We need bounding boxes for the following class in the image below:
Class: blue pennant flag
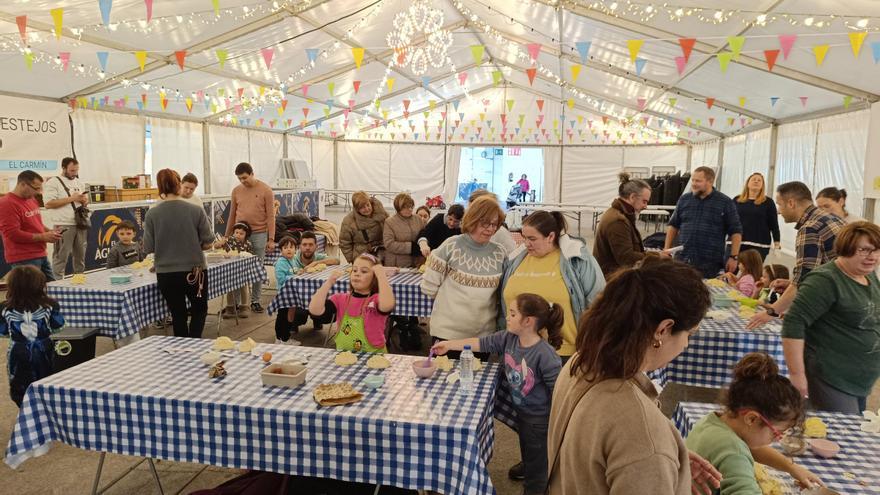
[575,41,591,63]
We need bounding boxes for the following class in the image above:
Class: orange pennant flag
[175,50,187,70]
[526,68,537,85]
[764,49,780,71]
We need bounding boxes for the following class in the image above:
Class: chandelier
[385,0,453,75]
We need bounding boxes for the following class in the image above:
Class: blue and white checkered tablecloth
[264,234,326,266]
[268,266,433,317]
[5,336,501,495]
[648,285,786,388]
[47,257,268,340]
[674,401,880,494]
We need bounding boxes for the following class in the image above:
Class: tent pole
[333,140,339,190]
[202,123,211,194]
[716,139,725,192]
[767,124,779,193]
[685,145,693,173]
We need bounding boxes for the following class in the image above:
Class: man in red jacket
[0,170,62,280]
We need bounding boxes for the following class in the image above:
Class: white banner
[0,95,72,173]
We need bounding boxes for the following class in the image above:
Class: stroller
[506,184,522,209]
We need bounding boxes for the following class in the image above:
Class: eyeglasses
[479,221,499,231]
[856,247,880,257]
[24,182,43,193]
[741,409,785,440]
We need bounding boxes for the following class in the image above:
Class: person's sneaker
[274,338,285,345]
[250,302,265,313]
[236,305,249,318]
[285,338,302,346]
[508,461,525,481]
[221,307,237,319]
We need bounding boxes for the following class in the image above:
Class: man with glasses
[748,181,844,329]
[0,170,62,280]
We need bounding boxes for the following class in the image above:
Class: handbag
[56,176,91,230]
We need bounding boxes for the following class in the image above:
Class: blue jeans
[250,232,268,304]
[11,257,56,281]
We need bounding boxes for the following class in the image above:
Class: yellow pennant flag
[567,98,575,110]
[135,51,147,71]
[843,95,853,109]
[429,100,436,110]
[50,8,63,39]
[627,40,644,63]
[739,96,747,107]
[212,0,220,15]
[24,52,34,70]
[386,78,395,92]
[470,45,484,65]
[352,47,365,68]
[727,36,745,60]
[813,45,829,66]
[717,52,733,72]
[571,64,582,82]
[259,86,266,97]
[849,32,867,58]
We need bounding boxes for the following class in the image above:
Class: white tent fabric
[719,128,771,197]
[71,110,145,187]
[443,146,463,205]
[814,111,870,218]
[149,118,204,192]
[312,139,336,190]
[337,142,391,192]
[390,144,445,203]
[248,130,285,185]
[692,141,720,169]
[207,125,250,195]
[543,147,562,204]
[623,146,688,172]
[561,147,623,206]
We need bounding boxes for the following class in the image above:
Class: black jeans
[517,411,550,495]
[275,307,334,341]
[157,270,208,338]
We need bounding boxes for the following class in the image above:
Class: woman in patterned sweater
[421,196,507,359]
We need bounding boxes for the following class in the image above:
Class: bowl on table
[712,294,735,308]
[109,273,132,285]
[363,374,385,390]
[808,438,840,458]
[412,359,437,379]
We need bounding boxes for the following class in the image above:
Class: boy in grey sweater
[106,220,144,268]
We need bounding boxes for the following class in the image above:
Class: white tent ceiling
[1,0,878,145]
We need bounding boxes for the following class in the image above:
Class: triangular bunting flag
[739,96,747,107]
[678,38,696,62]
[185,98,193,113]
[674,56,687,75]
[813,45,829,66]
[386,78,395,91]
[59,52,70,71]
[353,81,361,94]
[770,97,779,107]
[471,45,484,65]
[627,40,644,63]
[526,68,537,85]
[764,49,779,71]
[261,48,274,69]
[135,51,147,71]
[306,48,319,63]
[873,42,880,63]
[637,98,646,111]
[492,70,503,86]
[175,50,187,70]
[96,51,109,72]
[575,41,591,62]
[458,72,468,85]
[421,76,431,88]
[215,49,228,69]
[526,43,541,62]
[717,52,733,72]
[145,0,153,22]
[507,100,515,112]
[50,8,63,39]
[536,100,544,111]
[212,0,220,15]
[727,36,745,60]
[237,87,245,99]
[843,96,853,109]
[799,96,808,107]
[571,64,582,82]
[706,98,715,109]
[668,98,677,107]
[24,52,34,70]
[328,82,335,96]
[634,58,647,76]
[352,47,365,68]
[778,34,796,59]
[16,15,27,42]
[99,0,113,26]
[849,32,867,58]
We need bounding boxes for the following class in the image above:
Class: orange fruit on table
[262,352,272,362]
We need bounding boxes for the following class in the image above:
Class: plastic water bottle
[459,345,474,395]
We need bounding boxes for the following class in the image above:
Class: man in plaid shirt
[747,181,845,329]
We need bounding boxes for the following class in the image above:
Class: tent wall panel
[149,118,204,193]
[72,110,145,187]
[720,134,747,197]
[390,144,444,203]
[542,146,562,204]
[443,146,462,205]
[692,141,720,169]
[623,146,688,171]
[814,111,870,219]
[337,142,391,192]
[312,139,335,189]
[561,147,623,206]
[208,125,250,195]
[248,130,284,185]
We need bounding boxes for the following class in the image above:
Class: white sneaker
[274,339,285,345]
[285,338,302,346]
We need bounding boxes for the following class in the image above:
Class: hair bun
[732,353,779,381]
[618,172,631,184]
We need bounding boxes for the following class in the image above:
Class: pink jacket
[736,274,758,298]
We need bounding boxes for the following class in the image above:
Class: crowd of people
[0,162,878,495]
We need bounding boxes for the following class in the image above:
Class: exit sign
[507,147,521,156]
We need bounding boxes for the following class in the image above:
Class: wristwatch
[766,308,779,317]
[728,254,739,260]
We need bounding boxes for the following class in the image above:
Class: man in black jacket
[417,204,464,257]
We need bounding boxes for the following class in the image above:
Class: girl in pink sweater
[721,250,763,298]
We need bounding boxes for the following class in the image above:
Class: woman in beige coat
[339,191,388,263]
[547,257,721,495]
[383,193,426,269]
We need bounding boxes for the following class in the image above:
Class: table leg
[91,452,106,495]
[147,458,165,495]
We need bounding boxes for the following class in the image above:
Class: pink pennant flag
[261,48,275,69]
[144,0,153,22]
[16,15,27,42]
[778,34,797,60]
[799,96,808,107]
[526,43,541,62]
[674,56,687,75]
[352,81,361,94]
[458,72,468,86]
[302,108,310,118]
[59,52,70,71]
[637,98,646,111]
